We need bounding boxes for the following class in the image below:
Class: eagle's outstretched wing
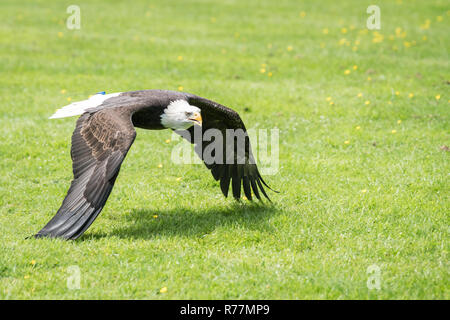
[34,108,136,239]
[177,94,276,201]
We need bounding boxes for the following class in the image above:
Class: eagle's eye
[185,111,193,117]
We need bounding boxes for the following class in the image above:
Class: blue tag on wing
[96,91,106,95]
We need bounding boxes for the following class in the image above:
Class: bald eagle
[34,90,276,239]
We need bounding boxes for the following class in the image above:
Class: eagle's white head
[160,100,202,130]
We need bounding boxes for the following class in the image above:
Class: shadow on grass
[87,203,279,240]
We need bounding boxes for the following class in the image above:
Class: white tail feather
[49,92,121,119]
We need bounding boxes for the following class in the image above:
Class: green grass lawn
[0,0,448,299]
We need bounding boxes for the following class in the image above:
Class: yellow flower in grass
[178,86,184,91]
[365,100,370,105]
[24,275,30,279]
[287,45,293,51]
[329,101,334,106]
[160,287,168,293]
[57,32,63,38]
[353,65,358,70]
[322,28,329,35]
[435,94,441,100]
[242,196,248,200]
[372,31,384,43]
[344,69,351,75]
[436,16,443,22]
[177,56,183,61]
[165,139,171,143]
[153,215,158,219]
[157,163,163,168]
[260,68,266,74]
[299,11,306,18]
[268,72,273,77]
[397,120,402,124]
[357,93,363,98]
[176,177,182,182]
[341,27,348,34]
[408,93,414,98]
[60,89,67,94]
[361,189,367,193]
[31,260,36,265]
[372,37,383,43]
[395,28,407,39]
[391,130,397,134]
[67,97,72,102]
[420,19,431,30]
[356,126,361,130]
[326,97,332,102]
[395,91,400,96]
[344,140,350,145]
[352,46,358,52]
[367,76,372,81]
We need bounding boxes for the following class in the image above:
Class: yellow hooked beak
[189,112,202,126]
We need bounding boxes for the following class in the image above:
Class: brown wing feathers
[34,109,136,239]
[182,95,275,201]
